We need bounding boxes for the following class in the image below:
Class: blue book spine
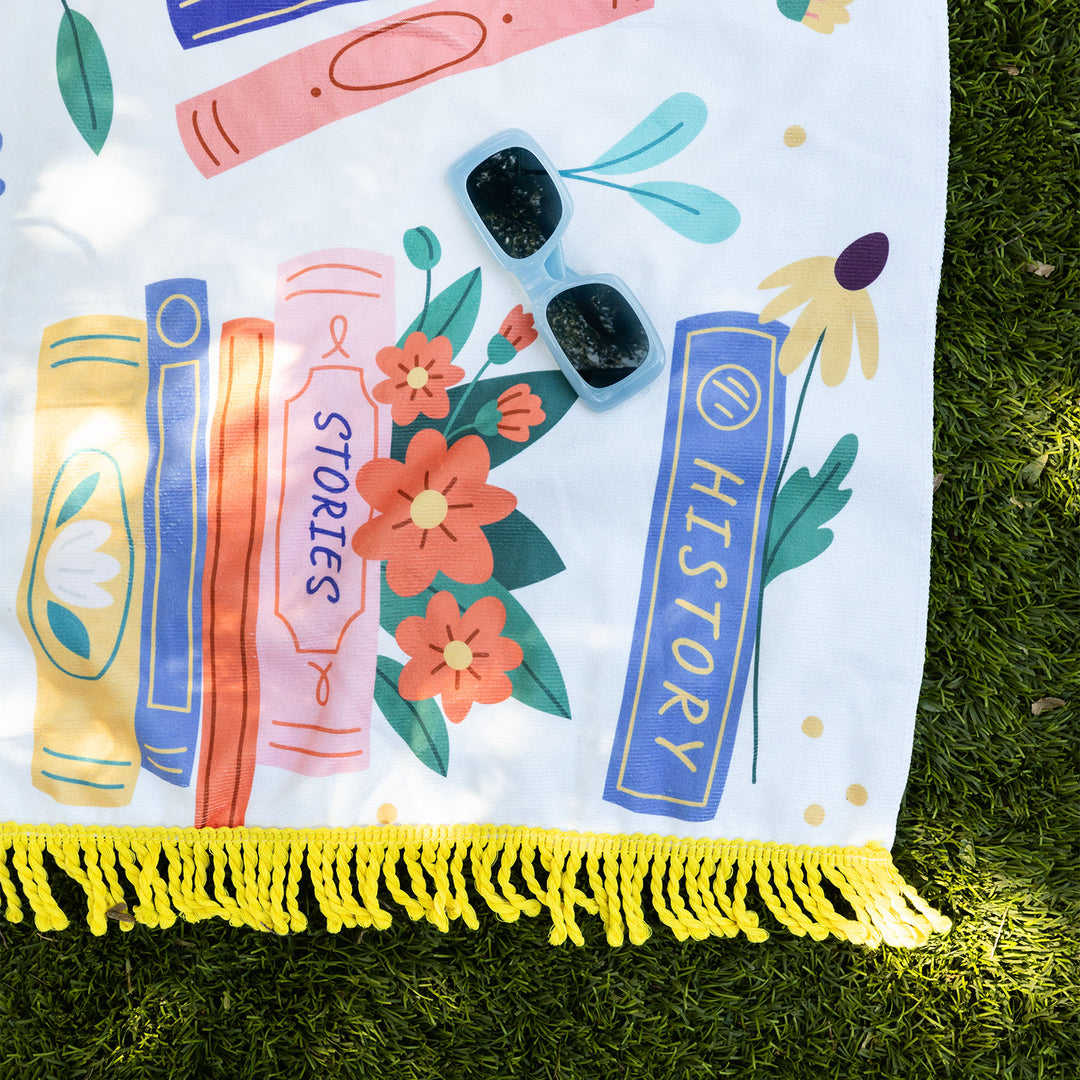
[604,312,789,822]
[135,279,210,787]
[166,0,372,49]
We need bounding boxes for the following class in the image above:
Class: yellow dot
[410,488,448,530]
[804,804,825,827]
[784,125,807,148]
[846,784,868,807]
[376,803,397,824]
[801,715,824,738]
[443,640,473,671]
[406,366,429,390]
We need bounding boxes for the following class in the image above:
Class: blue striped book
[135,279,210,787]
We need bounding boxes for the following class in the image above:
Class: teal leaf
[381,573,571,719]
[47,600,91,660]
[403,226,441,271]
[56,6,113,155]
[473,399,502,437]
[374,656,450,776]
[398,267,481,355]
[55,471,100,528]
[584,93,707,176]
[628,182,740,244]
[482,510,565,590]
[764,434,858,587]
[392,370,577,465]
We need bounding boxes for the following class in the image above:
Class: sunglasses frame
[448,129,665,411]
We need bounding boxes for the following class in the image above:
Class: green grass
[2,2,1078,1077]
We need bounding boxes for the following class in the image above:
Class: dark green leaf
[47,600,91,660]
[373,656,450,776]
[628,182,740,244]
[398,268,481,356]
[55,472,100,528]
[764,434,858,587]
[391,370,577,466]
[56,7,113,155]
[381,573,571,719]
[584,93,707,175]
[481,510,565,590]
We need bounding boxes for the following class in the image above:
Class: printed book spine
[17,316,149,807]
[256,250,394,777]
[195,318,274,828]
[135,280,211,788]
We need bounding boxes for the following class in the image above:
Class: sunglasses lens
[545,284,651,388]
[465,147,563,260]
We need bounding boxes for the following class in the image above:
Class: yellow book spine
[17,316,149,807]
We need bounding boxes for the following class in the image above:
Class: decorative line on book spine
[17,317,148,808]
[0,825,953,947]
[136,280,210,788]
[195,319,274,828]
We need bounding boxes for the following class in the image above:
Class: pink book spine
[175,0,654,177]
[257,250,395,777]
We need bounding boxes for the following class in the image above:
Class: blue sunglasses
[448,130,665,411]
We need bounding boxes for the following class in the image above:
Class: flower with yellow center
[776,0,853,34]
[396,591,523,724]
[372,330,465,426]
[758,231,889,386]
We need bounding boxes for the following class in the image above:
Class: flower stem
[750,330,824,784]
[444,359,492,442]
[415,267,433,335]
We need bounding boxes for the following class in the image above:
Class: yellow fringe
[0,824,951,946]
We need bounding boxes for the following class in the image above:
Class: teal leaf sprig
[558,93,740,244]
[56,1,113,155]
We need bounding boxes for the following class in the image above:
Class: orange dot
[376,803,398,825]
[503,13,513,22]
[784,125,807,148]
[846,784,868,807]
[804,804,825,826]
[310,87,322,98]
[801,715,824,738]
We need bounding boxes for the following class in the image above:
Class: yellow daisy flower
[758,232,889,387]
[777,0,853,34]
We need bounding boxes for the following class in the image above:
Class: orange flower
[396,591,523,723]
[495,384,546,442]
[351,428,516,596]
[497,305,539,351]
[373,331,465,425]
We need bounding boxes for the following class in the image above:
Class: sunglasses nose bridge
[511,245,567,303]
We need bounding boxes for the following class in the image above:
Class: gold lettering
[678,545,728,588]
[659,682,710,724]
[685,506,731,546]
[690,459,745,507]
[672,638,713,676]
[655,737,705,772]
[676,598,722,640]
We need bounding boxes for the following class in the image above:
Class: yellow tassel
[0,825,950,946]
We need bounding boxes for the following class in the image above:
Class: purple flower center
[834,232,889,291]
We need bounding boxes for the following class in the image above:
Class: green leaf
[47,600,91,660]
[391,370,577,466]
[584,93,707,176]
[403,226,441,271]
[55,471,100,528]
[374,656,450,776]
[398,267,481,355]
[628,182,740,244]
[56,6,113,155]
[764,434,858,587]
[473,400,502,437]
[381,573,571,719]
[481,510,565,590]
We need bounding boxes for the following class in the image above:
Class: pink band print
[176,0,654,177]
[257,250,395,777]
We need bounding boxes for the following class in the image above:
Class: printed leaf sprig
[56,1,113,154]
[751,232,890,782]
[558,93,740,244]
[357,227,575,775]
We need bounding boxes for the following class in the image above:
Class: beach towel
[0,0,952,945]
